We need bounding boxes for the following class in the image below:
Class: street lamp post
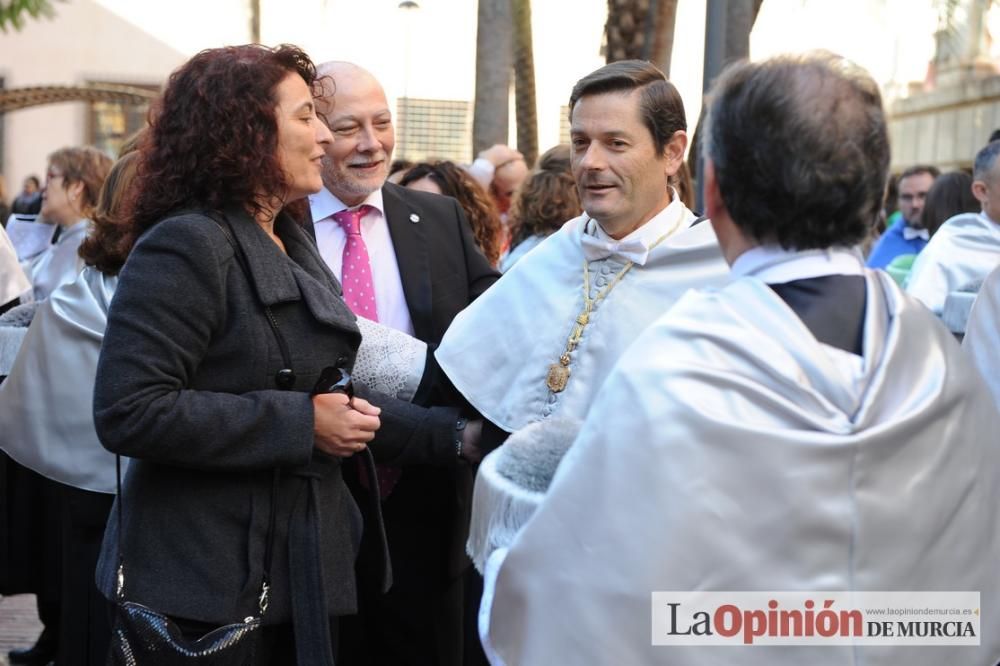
[399,1,420,160]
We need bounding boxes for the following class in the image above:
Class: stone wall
[889,74,1000,172]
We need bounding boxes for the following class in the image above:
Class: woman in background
[500,145,581,272]
[921,170,979,235]
[400,160,505,267]
[0,150,139,665]
[26,147,111,301]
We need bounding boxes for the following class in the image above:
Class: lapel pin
[409,213,420,223]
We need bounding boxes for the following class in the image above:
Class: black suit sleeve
[354,383,461,467]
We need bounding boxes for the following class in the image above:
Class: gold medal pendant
[541,226,674,398]
[546,363,570,392]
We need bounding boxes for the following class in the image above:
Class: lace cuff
[354,316,427,402]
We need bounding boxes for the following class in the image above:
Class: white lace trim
[354,316,427,402]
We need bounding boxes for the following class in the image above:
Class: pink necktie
[333,206,379,321]
[331,205,402,498]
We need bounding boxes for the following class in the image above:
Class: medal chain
[546,209,688,393]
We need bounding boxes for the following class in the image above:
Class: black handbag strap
[115,211,295,619]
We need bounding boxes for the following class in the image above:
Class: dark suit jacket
[308,183,500,580]
[93,209,461,630]
[769,275,867,355]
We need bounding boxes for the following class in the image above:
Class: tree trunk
[473,0,513,158]
[649,0,678,76]
[512,0,537,165]
[604,0,645,63]
[604,0,679,77]
[249,0,260,43]
[691,0,764,211]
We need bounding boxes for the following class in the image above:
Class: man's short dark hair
[703,52,890,250]
[973,140,1000,182]
[898,165,940,184]
[568,59,685,155]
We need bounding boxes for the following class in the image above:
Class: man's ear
[972,180,988,205]
[703,158,726,222]
[705,158,754,266]
[663,130,688,177]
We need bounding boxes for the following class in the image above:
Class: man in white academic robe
[436,59,729,666]
[905,140,1000,314]
[481,54,1000,666]
[436,59,728,449]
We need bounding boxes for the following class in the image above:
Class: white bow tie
[580,234,650,265]
[902,225,929,241]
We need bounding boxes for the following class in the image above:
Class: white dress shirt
[731,245,865,282]
[309,187,415,335]
[580,192,691,265]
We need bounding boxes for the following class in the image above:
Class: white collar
[309,186,385,223]
[58,219,89,242]
[730,245,865,283]
[581,193,688,265]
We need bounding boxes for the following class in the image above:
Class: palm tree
[512,0,537,165]
[603,0,678,76]
[472,0,513,157]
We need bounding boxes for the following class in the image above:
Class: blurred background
[0,0,997,188]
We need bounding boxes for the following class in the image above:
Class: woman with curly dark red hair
[501,144,582,271]
[399,160,505,266]
[91,44,462,664]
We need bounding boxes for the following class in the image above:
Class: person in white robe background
[0,149,134,665]
[481,52,1000,666]
[23,147,112,304]
[0,224,30,310]
[905,140,1000,314]
[963,263,1000,412]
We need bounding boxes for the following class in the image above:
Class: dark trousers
[58,484,114,665]
[1,454,115,665]
[340,466,466,666]
[0,456,61,654]
[340,567,464,666]
[463,569,489,666]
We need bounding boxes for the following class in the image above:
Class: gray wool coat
[93,208,460,629]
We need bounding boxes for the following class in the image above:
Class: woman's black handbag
[109,597,264,664]
[107,213,294,665]
[108,458,278,665]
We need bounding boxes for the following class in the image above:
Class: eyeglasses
[45,170,64,183]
